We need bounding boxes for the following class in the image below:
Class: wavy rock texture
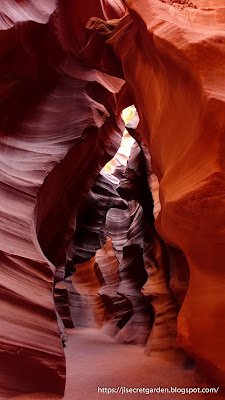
[37,77,127,270]
[54,107,188,357]
[0,0,57,30]
[1,0,225,396]
[56,0,126,54]
[53,169,128,334]
[115,204,153,345]
[105,142,153,344]
[0,1,128,398]
[55,157,136,337]
[63,170,128,278]
[81,0,225,385]
[54,123,154,345]
[117,142,185,360]
[100,0,127,20]
[168,246,190,308]
[66,258,106,328]
[95,237,133,335]
[54,280,74,329]
[62,168,152,345]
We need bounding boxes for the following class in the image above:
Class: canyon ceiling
[0,0,225,398]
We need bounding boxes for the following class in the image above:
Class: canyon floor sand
[10,328,223,400]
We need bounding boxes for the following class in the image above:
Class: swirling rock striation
[81,0,225,385]
[95,237,133,336]
[64,170,128,279]
[0,0,128,398]
[116,141,185,359]
[66,258,106,328]
[1,0,225,395]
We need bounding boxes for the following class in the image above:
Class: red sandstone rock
[1,0,225,396]
[168,246,190,308]
[95,237,133,336]
[68,258,105,328]
[63,170,128,278]
[0,0,57,30]
[118,142,186,360]
[54,281,74,329]
[115,205,153,345]
[54,136,153,346]
[81,0,225,385]
[0,1,128,397]
[100,0,127,20]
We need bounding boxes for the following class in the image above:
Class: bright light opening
[103,106,136,174]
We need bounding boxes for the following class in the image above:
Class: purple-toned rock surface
[1,0,225,396]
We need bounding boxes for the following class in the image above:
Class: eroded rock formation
[95,237,133,336]
[0,1,127,397]
[55,137,152,344]
[56,134,183,355]
[68,258,105,328]
[1,0,225,397]
[80,0,225,386]
[119,141,186,361]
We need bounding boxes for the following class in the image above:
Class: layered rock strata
[67,259,105,328]
[95,237,133,336]
[117,142,185,360]
[114,204,153,345]
[64,170,128,279]
[0,1,127,397]
[54,281,74,329]
[81,0,225,384]
[1,0,225,395]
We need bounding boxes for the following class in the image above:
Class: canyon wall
[0,1,127,397]
[55,137,186,360]
[81,0,225,386]
[1,0,225,397]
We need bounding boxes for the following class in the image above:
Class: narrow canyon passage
[10,328,221,400]
[1,1,225,399]
[63,328,219,400]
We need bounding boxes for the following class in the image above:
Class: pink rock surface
[0,1,127,397]
[0,0,57,30]
[68,259,105,328]
[117,142,185,360]
[96,237,133,336]
[81,0,225,385]
[1,0,225,395]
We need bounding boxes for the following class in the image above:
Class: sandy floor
[63,328,222,400]
[10,328,224,400]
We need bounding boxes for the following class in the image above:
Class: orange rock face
[69,258,106,328]
[82,0,225,386]
[0,1,127,398]
[1,0,225,396]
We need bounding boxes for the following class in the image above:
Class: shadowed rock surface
[0,1,126,397]
[81,0,225,387]
[1,0,225,398]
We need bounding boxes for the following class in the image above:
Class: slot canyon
[0,0,225,399]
